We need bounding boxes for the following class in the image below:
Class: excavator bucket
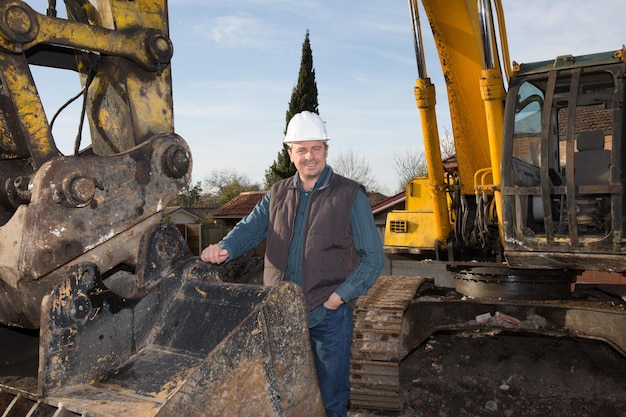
[1,224,325,417]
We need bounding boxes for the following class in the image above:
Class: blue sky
[29,1,625,195]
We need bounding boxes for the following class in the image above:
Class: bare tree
[204,169,261,205]
[440,129,456,160]
[393,148,427,192]
[393,130,455,193]
[330,148,380,192]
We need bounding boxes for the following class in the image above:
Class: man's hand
[201,244,229,264]
[323,292,344,310]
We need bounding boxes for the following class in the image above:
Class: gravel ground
[349,331,626,417]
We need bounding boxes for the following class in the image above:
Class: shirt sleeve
[219,190,271,262]
[334,189,385,303]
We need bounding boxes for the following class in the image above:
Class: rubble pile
[350,331,626,417]
[218,252,264,285]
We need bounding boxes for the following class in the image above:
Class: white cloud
[207,14,275,49]
[503,0,624,63]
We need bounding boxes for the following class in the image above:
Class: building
[163,206,215,256]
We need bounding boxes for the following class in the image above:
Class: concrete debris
[471,311,547,329]
[484,400,498,411]
[475,312,492,323]
[499,376,514,391]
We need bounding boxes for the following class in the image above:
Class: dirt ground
[348,331,626,417]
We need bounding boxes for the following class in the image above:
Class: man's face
[288,140,328,183]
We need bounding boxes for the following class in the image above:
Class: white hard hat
[284,111,330,143]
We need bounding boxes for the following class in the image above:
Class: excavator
[1,0,622,415]
[0,1,325,416]
[350,0,626,411]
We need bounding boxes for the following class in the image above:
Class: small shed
[164,206,213,224]
[163,206,215,256]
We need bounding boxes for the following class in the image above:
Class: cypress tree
[264,30,320,188]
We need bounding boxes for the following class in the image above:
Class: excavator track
[349,275,427,411]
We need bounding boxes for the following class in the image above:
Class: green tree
[171,180,202,207]
[264,30,319,188]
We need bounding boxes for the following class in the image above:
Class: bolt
[162,145,190,179]
[6,6,31,35]
[0,2,38,44]
[146,31,173,65]
[69,176,95,205]
[69,294,91,322]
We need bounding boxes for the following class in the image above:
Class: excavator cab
[502,50,626,271]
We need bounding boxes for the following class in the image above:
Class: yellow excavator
[0,1,325,415]
[350,0,626,411]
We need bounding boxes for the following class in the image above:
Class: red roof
[214,190,391,220]
[371,191,406,215]
[213,191,266,218]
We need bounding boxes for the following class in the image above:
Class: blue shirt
[218,166,385,327]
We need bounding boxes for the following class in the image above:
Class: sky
[28,0,625,195]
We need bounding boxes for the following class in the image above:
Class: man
[201,111,385,417]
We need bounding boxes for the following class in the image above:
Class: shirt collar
[292,165,333,191]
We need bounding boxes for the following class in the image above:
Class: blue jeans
[309,303,353,417]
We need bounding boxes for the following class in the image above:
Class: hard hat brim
[284,138,330,143]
